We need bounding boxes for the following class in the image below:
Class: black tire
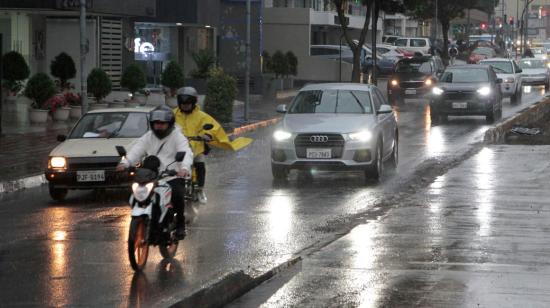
[546,81,549,91]
[128,217,149,271]
[366,141,383,181]
[430,109,439,124]
[49,184,68,201]
[511,86,522,105]
[486,107,496,123]
[272,164,288,180]
[389,134,398,169]
[159,241,179,259]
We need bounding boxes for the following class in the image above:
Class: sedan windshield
[69,112,149,139]
[481,61,513,73]
[519,59,546,69]
[289,90,373,114]
[440,69,489,83]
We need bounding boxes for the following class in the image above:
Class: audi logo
[310,135,329,143]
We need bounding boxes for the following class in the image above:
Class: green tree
[286,51,298,76]
[271,50,289,78]
[2,51,30,95]
[87,68,112,103]
[161,60,185,96]
[204,68,237,123]
[24,73,56,108]
[121,64,146,96]
[191,49,216,79]
[50,52,76,90]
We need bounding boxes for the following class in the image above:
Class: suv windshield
[395,61,433,74]
[440,69,489,83]
[69,112,149,139]
[519,59,546,69]
[289,90,373,114]
[481,61,513,73]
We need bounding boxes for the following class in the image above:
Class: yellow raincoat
[173,105,252,156]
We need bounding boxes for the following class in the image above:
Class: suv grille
[400,81,425,89]
[443,91,476,101]
[294,133,345,158]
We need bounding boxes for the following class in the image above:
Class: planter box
[3,95,30,124]
[29,109,49,124]
[53,107,71,121]
[69,106,82,119]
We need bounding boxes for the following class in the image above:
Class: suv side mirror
[276,104,287,114]
[516,68,523,73]
[57,134,66,142]
[378,105,393,114]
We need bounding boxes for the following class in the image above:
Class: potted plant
[187,49,215,93]
[121,64,146,103]
[87,68,112,109]
[43,94,70,121]
[204,68,237,124]
[50,52,76,92]
[24,73,56,124]
[161,60,184,107]
[64,91,82,119]
[270,50,289,90]
[2,51,30,101]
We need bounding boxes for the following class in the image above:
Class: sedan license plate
[77,170,105,182]
[306,148,331,159]
[452,102,468,109]
[405,89,416,95]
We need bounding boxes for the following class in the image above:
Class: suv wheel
[366,141,383,181]
[511,86,522,105]
[271,164,288,180]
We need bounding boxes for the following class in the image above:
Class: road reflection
[475,147,495,237]
[349,224,380,307]
[266,191,293,244]
[47,208,70,306]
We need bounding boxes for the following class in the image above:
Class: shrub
[64,92,81,106]
[271,50,289,78]
[2,51,30,95]
[191,49,216,79]
[42,94,68,113]
[50,52,76,90]
[286,51,298,76]
[161,60,184,96]
[87,68,112,103]
[24,73,56,109]
[121,64,146,96]
[204,68,237,124]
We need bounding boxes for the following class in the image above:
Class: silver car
[271,83,398,181]
[479,58,523,105]
[518,58,550,90]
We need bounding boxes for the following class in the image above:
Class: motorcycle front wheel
[128,216,150,271]
[159,241,178,259]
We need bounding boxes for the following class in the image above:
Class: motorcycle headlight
[432,87,444,95]
[349,130,372,142]
[273,130,292,141]
[132,182,154,202]
[49,157,67,169]
[477,86,491,96]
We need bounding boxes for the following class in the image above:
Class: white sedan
[45,107,153,201]
[271,83,398,182]
[479,58,523,105]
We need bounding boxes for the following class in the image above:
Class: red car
[468,47,496,64]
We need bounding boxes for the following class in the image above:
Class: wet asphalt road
[0,82,546,307]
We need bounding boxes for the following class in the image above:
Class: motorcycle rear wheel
[128,217,150,271]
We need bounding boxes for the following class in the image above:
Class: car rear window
[289,90,373,114]
[440,69,489,83]
[69,112,149,139]
[395,39,407,47]
[395,60,433,73]
[411,39,427,47]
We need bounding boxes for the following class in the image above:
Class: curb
[230,117,281,136]
[484,96,550,144]
[166,256,302,308]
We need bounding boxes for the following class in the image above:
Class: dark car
[387,55,445,105]
[429,65,503,123]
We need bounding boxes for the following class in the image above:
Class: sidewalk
[234,145,550,306]
[0,90,296,192]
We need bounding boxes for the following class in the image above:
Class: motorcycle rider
[116,105,193,239]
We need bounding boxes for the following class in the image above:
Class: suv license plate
[306,148,331,159]
[77,170,105,182]
[452,102,468,109]
[405,89,416,95]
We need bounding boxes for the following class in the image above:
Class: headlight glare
[391,79,399,87]
[477,86,491,96]
[132,182,154,202]
[425,79,433,86]
[349,130,372,142]
[432,87,444,95]
[50,157,67,168]
[273,130,292,141]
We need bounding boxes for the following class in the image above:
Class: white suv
[480,58,523,104]
[394,37,431,55]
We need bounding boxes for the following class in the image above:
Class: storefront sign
[56,0,93,10]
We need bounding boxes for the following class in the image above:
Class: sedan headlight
[273,130,292,141]
[390,79,399,87]
[49,157,67,169]
[349,130,372,142]
[504,77,515,83]
[132,182,154,202]
[477,86,491,96]
[424,79,433,86]
[432,87,444,95]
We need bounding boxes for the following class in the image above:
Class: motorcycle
[116,145,186,271]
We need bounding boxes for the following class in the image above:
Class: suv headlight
[432,87,444,95]
[477,86,491,96]
[349,130,372,142]
[49,157,67,169]
[504,77,515,83]
[132,182,154,202]
[273,130,292,141]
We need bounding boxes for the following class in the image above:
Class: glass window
[69,112,149,139]
[440,69,489,83]
[395,39,407,47]
[411,39,427,47]
[395,61,433,73]
[289,90,373,114]
[481,61,513,73]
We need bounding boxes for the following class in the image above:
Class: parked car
[387,55,445,105]
[310,44,394,76]
[479,58,523,104]
[430,65,503,123]
[517,58,550,90]
[467,47,496,64]
[45,107,153,201]
[271,83,398,181]
[393,37,432,55]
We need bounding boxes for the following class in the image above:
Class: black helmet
[149,105,175,139]
[176,87,198,112]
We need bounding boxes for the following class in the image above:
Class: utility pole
[80,0,88,113]
[244,0,251,123]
